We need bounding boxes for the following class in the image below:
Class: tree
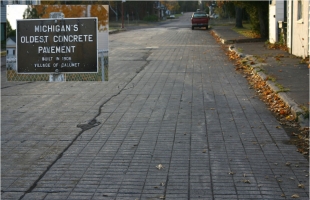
[235,6,243,28]
[24,5,108,31]
[23,5,41,19]
[214,1,235,19]
[179,1,199,12]
[6,19,16,37]
[217,1,269,38]
[7,30,16,37]
[234,1,269,38]
[89,5,108,31]
[6,19,12,36]
[160,1,180,14]
[244,1,268,38]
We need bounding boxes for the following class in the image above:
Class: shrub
[143,15,158,22]
[1,40,6,49]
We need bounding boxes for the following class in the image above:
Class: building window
[7,50,8,55]
[13,50,15,55]
[297,0,303,20]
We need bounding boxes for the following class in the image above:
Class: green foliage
[299,105,309,119]
[6,19,12,35]
[230,1,268,38]
[225,2,236,18]
[275,83,289,91]
[6,19,16,38]
[1,40,6,49]
[143,15,158,22]
[215,1,235,19]
[279,33,285,45]
[244,4,260,35]
[179,1,199,12]
[161,1,180,12]
[23,5,41,19]
[7,30,16,37]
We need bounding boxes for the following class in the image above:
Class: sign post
[49,12,65,82]
[16,14,98,82]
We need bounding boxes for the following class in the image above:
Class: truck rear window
[193,13,208,18]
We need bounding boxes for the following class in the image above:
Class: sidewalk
[212,26,309,127]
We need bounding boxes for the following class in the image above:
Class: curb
[109,28,127,34]
[228,45,308,128]
[212,29,266,44]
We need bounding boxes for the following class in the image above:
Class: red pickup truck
[191,11,210,30]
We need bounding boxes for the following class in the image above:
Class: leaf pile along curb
[228,49,309,157]
[210,30,309,157]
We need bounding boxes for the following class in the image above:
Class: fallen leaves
[242,30,261,38]
[228,171,234,175]
[291,194,300,198]
[154,182,165,189]
[267,42,289,51]
[210,31,222,43]
[248,73,291,118]
[225,45,309,156]
[275,54,285,62]
[286,115,295,121]
[242,179,251,184]
[298,183,305,189]
[156,164,164,170]
[289,127,309,155]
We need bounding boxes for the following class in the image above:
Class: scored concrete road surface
[1,13,309,200]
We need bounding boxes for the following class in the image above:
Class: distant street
[1,12,308,200]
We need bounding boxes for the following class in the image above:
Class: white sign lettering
[38,46,76,54]
[34,24,78,32]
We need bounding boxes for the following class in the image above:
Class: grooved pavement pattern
[1,27,308,200]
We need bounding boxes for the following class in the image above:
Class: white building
[1,1,8,41]
[6,0,40,5]
[6,36,15,56]
[269,0,309,58]
[269,0,285,44]
[6,36,16,70]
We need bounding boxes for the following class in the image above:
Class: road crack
[17,50,151,200]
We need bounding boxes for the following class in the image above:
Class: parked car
[168,15,175,19]
[191,11,210,30]
[210,13,219,19]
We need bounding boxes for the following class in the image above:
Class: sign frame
[16,17,98,74]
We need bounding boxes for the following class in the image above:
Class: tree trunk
[235,6,243,28]
[257,7,267,38]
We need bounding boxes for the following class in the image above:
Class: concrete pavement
[1,18,309,200]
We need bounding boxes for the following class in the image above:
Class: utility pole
[122,0,126,28]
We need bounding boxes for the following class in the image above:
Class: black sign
[17,18,98,73]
